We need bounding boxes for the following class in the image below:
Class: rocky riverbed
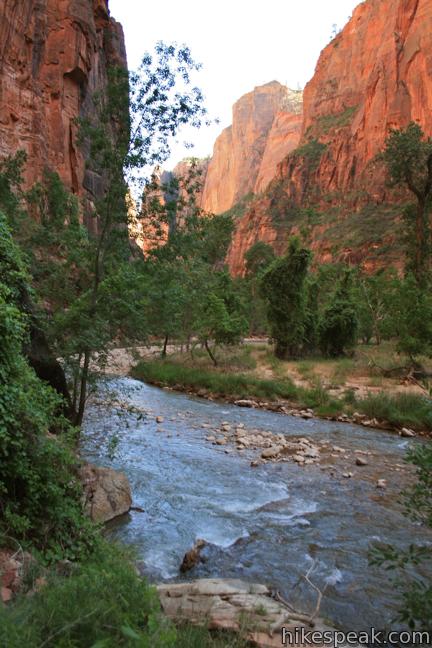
[82,377,430,633]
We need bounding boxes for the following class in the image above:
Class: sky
[109,0,361,169]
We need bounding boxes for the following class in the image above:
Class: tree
[242,241,275,335]
[352,271,394,345]
[244,241,275,277]
[390,274,432,364]
[0,211,95,557]
[319,271,358,357]
[5,44,207,426]
[383,122,432,285]
[260,238,311,359]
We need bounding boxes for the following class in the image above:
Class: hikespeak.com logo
[281,627,431,647]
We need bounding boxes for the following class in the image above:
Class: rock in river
[80,464,132,523]
[261,446,282,459]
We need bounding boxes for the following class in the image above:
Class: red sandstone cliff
[200,81,302,214]
[0,0,126,206]
[227,0,432,275]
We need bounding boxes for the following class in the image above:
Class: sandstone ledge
[157,578,338,647]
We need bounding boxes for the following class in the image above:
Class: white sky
[109,0,361,169]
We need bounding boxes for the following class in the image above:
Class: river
[81,376,431,633]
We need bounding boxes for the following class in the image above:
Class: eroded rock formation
[200,81,303,214]
[0,0,126,205]
[227,0,432,274]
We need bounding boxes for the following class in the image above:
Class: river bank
[98,342,432,437]
[130,359,431,439]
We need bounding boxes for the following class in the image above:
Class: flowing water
[82,377,431,632]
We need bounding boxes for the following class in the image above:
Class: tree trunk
[161,334,169,357]
[75,349,91,427]
[204,339,218,366]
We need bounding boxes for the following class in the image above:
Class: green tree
[242,241,275,336]
[319,271,358,357]
[352,271,394,345]
[383,122,432,285]
[390,274,432,364]
[260,238,311,359]
[8,44,208,426]
[244,241,276,277]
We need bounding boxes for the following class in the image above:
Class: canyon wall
[0,0,126,211]
[200,81,303,214]
[227,0,432,275]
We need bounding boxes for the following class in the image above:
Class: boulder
[401,428,416,437]
[234,399,259,408]
[180,539,207,573]
[80,464,132,523]
[261,446,282,459]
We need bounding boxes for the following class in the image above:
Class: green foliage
[308,105,358,136]
[382,274,432,361]
[358,392,432,431]
[383,122,432,285]
[260,238,311,358]
[292,139,327,170]
[244,241,275,277]
[0,544,177,647]
[319,272,358,357]
[0,212,96,558]
[0,150,27,225]
[370,444,432,630]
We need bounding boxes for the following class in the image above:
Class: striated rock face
[294,0,432,201]
[200,82,302,214]
[255,109,303,194]
[0,0,126,204]
[227,0,432,274]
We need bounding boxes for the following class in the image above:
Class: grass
[132,360,298,401]
[0,542,249,647]
[358,392,432,430]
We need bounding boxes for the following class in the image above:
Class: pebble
[156,416,164,424]
[376,479,387,489]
